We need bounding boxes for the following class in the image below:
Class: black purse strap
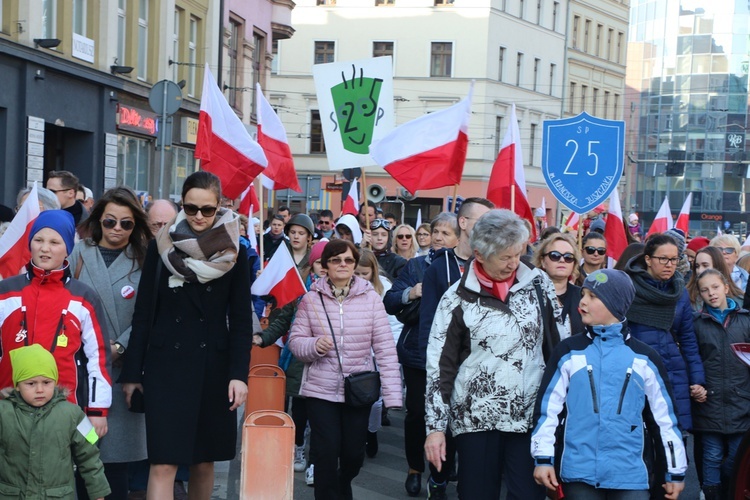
[533,276,560,362]
[318,292,345,380]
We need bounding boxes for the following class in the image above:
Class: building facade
[626,1,750,236]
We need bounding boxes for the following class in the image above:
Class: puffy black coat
[692,304,750,434]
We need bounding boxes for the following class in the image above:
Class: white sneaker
[294,445,306,472]
[305,464,314,486]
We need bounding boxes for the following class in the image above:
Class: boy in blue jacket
[531,269,687,499]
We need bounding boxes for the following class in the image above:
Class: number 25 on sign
[542,112,625,214]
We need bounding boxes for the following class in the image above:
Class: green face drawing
[330,65,385,154]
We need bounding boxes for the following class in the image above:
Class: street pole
[158,82,168,199]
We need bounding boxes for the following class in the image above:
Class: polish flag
[717,225,723,237]
[238,184,260,217]
[486,104,537,241]
[256,83,301,193]
[674,192,693,234]
[646,196,673,237]
[251,241,306,309]
[564,211,580,232]
[604,188,628,265]
[342,177,359,216]
[246,204,258,252]
[370,85,472,194]
[195,65,267,199]
[415,209,422,229]
[0,184,41,279]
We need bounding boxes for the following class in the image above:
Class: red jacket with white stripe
[0,263,112,416]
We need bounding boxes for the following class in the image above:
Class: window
[614,94,620,117]
[529,124,537,165]
[172,9,180,81]
[604,91,610,119]
[572,16,579,49]
[117,0,126,65]
[317,0,336,5]
[271,40,279,75]
[310,110,326,153]
[584,20,590,53]
[117,136,151,192]
[617,32,624,64]
[518,0,524,18]
[552,2,559,31]
[536,0,541,24]
[188,17,197,97]
[314,41,335,65]
[593,88,598,115]
[533,58,540,91]
[581,85,587,112]
[373,41,394,59]
[595,24,602,57]
[137,0,148,80]
[228,20,242,109]
[252,32,265,117]
[607,28,614,60]
[434,0,454,6]
[516,52,523,86]
[430,42,453,77]
[73,0,86,36]
[495,116,503,153]
[498,47,506,81]
[375,0,395,5]
[171,147,197,200]
[42,0,57,38]
[549,63,556,96]
[569,82,576,113]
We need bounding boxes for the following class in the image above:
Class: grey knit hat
[582,269,635,322]
[664,228,686,257]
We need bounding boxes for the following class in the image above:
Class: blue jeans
[563,482,649,499]
[702,432,744,486]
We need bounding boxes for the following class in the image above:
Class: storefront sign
[117,105,158,136]
[72,33,95,63]
[180,117,199,144]
[700,213,724,221]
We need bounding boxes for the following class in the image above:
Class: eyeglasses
[319,220,332,226]
[183,204,218,217]
[101,218,135,230]
[370,219,392,231]
[417,233,430,238]
[545,251,576,263]
[149,221,170,230]
[584,246,607,256]
[397,234,413,240]
[328,257,357,266]
[718,247,736,255]
[652,256,680,265]
[48,188,74,194]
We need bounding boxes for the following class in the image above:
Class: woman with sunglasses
[288,239,402,499]
[415,223,432,256]
[532,233,583,340]
[392,224,419,261]
[575,232,607,286]
[121,171,253,500]
[69,186,152,499]
[370,218,406,281]
[686,246,744,310]
[624,233,707,497]
[709,235,747,291]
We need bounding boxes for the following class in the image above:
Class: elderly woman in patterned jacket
[424,209,561,500]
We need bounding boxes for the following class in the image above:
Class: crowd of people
[0,171,748,500]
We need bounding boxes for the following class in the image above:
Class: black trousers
[76,462,129,500]
[307,397,371,500]
[454,430,545,500]
[403,366,455,482]
[290,396,309,446]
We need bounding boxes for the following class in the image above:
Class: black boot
[366,431,378,458]
[702,485,722,500]
[381,406,391,426]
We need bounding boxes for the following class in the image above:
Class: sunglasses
[370,219,392,231]
[183,204,218,217]
[718,247,736,255]
[328,257,357,266]
[397,234,413,240]
[584,246,607,256]
[319,220,332,225]
[545,251,576,263]
[102,218,135,230]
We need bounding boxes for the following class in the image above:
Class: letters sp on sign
[541,112,625,214]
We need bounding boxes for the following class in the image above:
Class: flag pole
[511,185,516,212]
[577,214,584,253]
[361,168,371,248]
[258,180,265,270]
[451,184,459,210]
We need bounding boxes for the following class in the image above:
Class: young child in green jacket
[0,344,110,499]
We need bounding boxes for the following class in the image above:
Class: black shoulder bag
[318,292,381,408]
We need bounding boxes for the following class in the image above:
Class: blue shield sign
[542,112,625,214]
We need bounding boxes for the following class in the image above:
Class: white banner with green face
[312,56,394,170]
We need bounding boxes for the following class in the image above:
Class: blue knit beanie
[582,269,635,322]
[29,210,76,255]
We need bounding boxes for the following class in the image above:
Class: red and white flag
[486,104,537,241]
[564,211,580,232]
[674,192,693,234]
[0,184,41,279]
[251,242,306,308]
[195,65,267,199]
[370,85,472,194]
[646,196,673,237]
[256,83,301,193]
[342,177,359,216]
[604,188,628,265]
[238,184,260,217]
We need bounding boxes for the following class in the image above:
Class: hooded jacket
[334,214,363,245]
[288,276,402,408]
[531,323,687,489]
[0,390,110,499]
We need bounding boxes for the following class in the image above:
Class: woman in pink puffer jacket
[289,239,402,500]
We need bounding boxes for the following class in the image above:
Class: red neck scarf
[474,262,516,301]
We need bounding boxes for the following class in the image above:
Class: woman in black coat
[121,171,252,500]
